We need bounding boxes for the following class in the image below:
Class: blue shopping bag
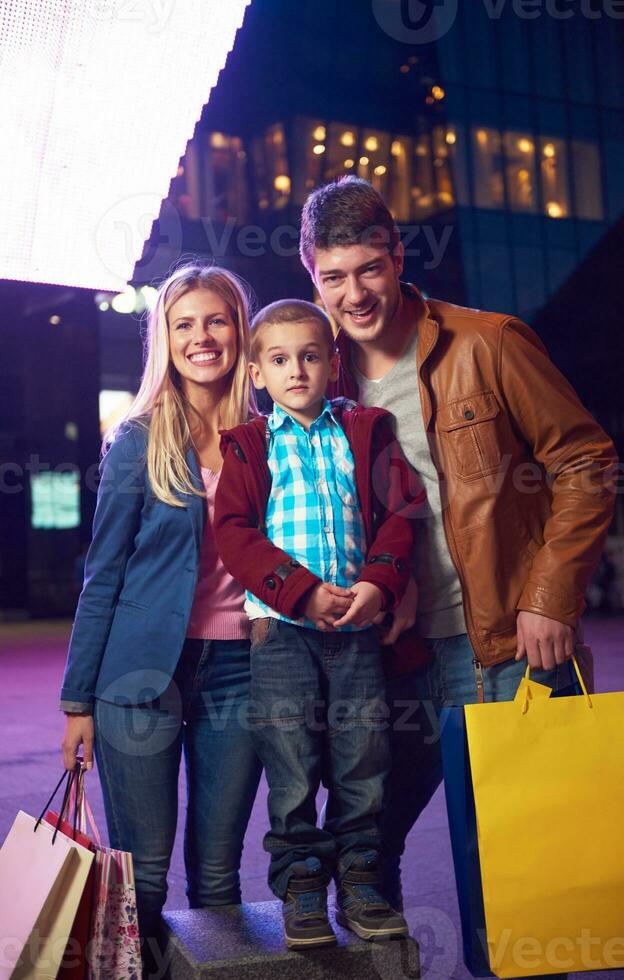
[440,705,494,978]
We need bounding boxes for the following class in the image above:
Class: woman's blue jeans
[94,638,262,940]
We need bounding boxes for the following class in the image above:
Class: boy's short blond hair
[250,299,335,362]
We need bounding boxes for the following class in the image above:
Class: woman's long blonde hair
[105,263,256,507]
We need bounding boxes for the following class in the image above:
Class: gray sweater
[353,329,466,638]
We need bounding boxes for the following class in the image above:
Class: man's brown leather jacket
[329,285,618,668]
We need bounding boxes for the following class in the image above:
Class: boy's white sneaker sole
[335,907,409,941]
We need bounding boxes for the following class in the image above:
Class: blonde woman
[60,264,262,954]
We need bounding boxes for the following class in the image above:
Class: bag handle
[34,763,81,844]
[68,762,103,847]
[520,654,592,715]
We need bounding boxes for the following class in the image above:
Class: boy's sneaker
[335,852,409,941]
[282,857,337,949]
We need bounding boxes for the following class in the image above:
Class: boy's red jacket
[214,400,426,621]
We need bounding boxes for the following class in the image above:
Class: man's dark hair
[300,176,400,274]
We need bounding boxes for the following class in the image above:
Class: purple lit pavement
[1,617,622,980]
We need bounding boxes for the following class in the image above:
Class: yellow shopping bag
[464,657,624,978]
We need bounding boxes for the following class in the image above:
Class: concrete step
[162,900,420,979]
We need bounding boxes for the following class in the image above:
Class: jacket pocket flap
[437,390,500,431]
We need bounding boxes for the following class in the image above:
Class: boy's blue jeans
[94,638,262,941]
[250,618,390,900]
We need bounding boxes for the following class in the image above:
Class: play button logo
[372,0,458,44]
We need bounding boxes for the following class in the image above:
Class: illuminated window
[503,132,537,213]
[432,127,455,209]
[571,141,603,220]
[412,134,435,219]
[324,123,360,182]
[291,118,325,204]
[187,132,250,222]
[265,125,290,209]
[388,137,411,221]
[540,138,569,219]
[31,472,80,530]
[472,128,504,209]
[251,124,290,211]
[445,125,469,206]
[251,138,270,210]
[360,130,389,193]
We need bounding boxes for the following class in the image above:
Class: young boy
[214,299,424,949]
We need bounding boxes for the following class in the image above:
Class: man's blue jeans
[94,638,262,941]
[381,634,579,905]
[381,634,577,979]
[250,619,390,899]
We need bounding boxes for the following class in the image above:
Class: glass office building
[160,0,624,324]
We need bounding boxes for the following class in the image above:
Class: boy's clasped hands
[303,580,384,632]
[303,576,419,644]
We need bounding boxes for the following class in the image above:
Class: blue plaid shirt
[245,399,367,630]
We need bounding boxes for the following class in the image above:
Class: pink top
[186,468,249,640]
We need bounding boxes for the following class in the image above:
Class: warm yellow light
[445,131,456,145]
[374,165,387,176]
[313,144,326,155]
[210,132,227,148]
[518,168,530,181]
[546,201,563,218]
[313,125,326,141]
[517,138,533,153]
[340,131,355,147]
[364,136,379,152]
[274,175,291,193]
[344,159,355,169]
[438,191,453,204]
[476,129,488,145]
[359,156,370,166]
[543,143,556,158]
[391,140,403,157]
[432,86,445,100]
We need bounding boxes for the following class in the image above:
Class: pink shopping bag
[74,790,141,980]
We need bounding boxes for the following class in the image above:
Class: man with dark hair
[299,176,617,916]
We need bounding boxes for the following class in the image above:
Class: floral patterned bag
[87,844,141,980]
[73,784,141,980]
